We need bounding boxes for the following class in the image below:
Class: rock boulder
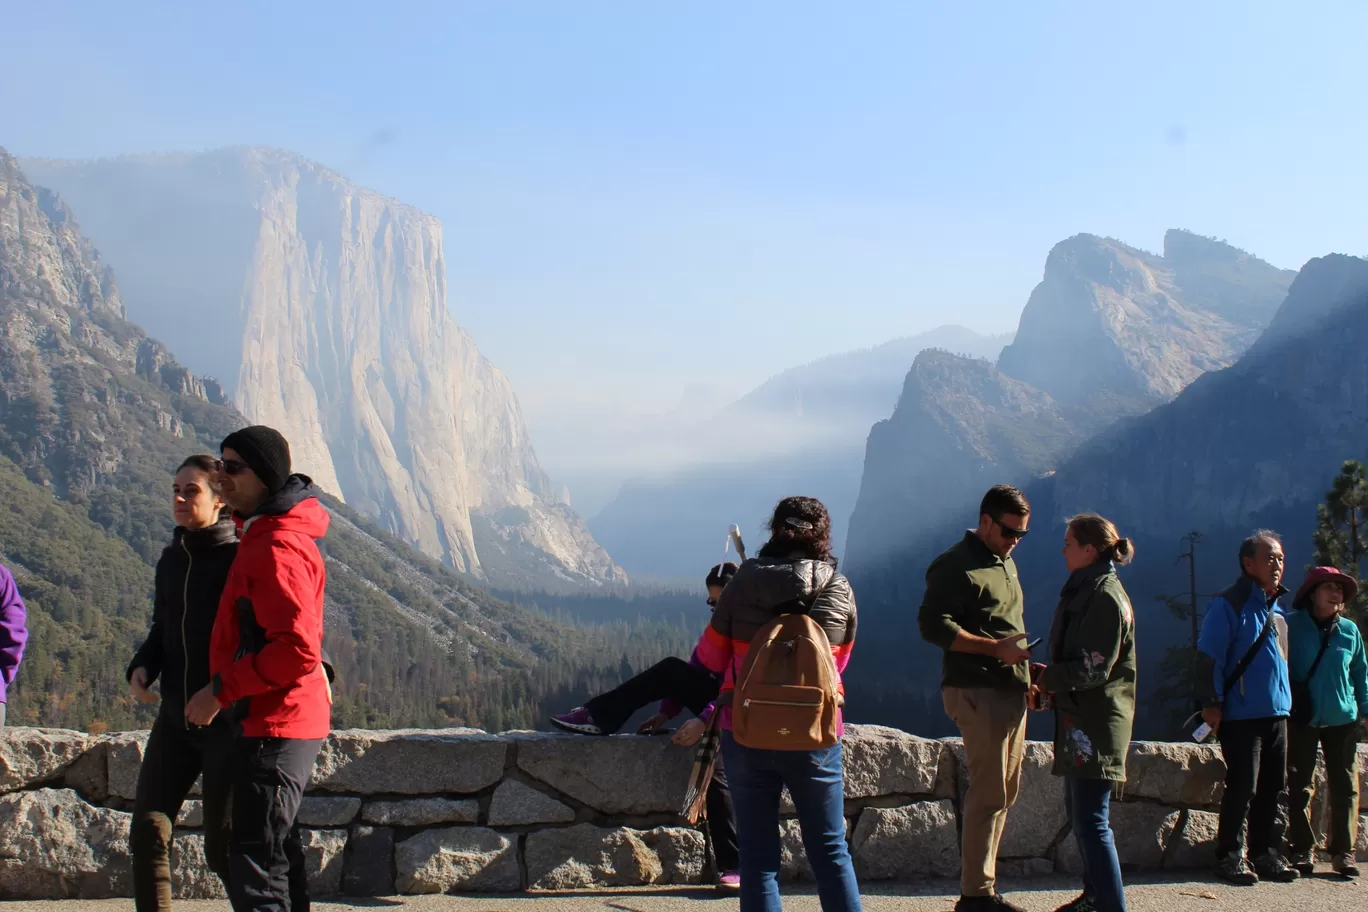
[515,733,692,815]
[0,728,90,793]
[395,827,519,893]
[841,725,951,799]
[526,823,705,890]
[0,788,131,898]
[851,800,959,879]
[312,729,506,795]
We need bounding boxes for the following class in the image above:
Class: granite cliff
[842,231,1296,735]
[22,148,623,591]
[846,231,1293,577]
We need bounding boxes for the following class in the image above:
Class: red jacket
[210,476,331,739]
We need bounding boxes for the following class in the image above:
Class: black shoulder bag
[1289,621,1336,727]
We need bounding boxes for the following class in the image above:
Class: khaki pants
[944,686,1028,898]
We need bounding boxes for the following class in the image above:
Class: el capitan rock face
[22,148,624,591]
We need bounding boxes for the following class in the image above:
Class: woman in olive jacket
[1034,514,1138,912]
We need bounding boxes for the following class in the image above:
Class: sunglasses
[220,458,251,476]
[993,518,1030,541]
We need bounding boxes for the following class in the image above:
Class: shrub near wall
[1,725,1365,898]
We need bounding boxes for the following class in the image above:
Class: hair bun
[1113,537,1135,564]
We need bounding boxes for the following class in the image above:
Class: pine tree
[1311,460,1368,632]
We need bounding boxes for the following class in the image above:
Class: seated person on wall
[551,562,741,891]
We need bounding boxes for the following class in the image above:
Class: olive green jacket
[1040,561,1137,781]
[918,531,1030,692]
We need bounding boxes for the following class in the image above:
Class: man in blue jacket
[1197,530,1297,886]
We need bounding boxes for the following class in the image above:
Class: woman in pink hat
[1285,565,1368,879]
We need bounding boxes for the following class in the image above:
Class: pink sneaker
[549,707,604,736]
[716,872,741,892]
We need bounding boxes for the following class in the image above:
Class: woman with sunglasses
[127,455,239,909]
[551,562,742,890]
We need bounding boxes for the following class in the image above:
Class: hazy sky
[7,1,1368,430]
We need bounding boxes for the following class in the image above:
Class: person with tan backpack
[691,496,861,912]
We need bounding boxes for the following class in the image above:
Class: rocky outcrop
[1034,252,1368,541]
[847,231,1293,580]
[22,148,625,591]
[998,232,1290,410]
[5,724,1362,898]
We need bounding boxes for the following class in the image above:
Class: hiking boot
[1252,850,1300,883]
[1332,853,1361,878]
[955,895,1028,912]
[1215,852,1259,886]
[715,872,741,892]
[549,707,604,735]
[1289,851,1315,877]
[1052,894,1096,912]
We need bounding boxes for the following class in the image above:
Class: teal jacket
[1286,609,1368,728]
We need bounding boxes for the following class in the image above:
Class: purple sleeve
[0,567,29,701]
[656,647,717,720]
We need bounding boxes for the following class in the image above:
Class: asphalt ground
[9,872,1363,912]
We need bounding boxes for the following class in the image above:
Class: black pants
[586,656,740,874]
[131,716,233,911]
[227,736,323,912]
[1288,722,1361,857]
[1217,716,1288,858]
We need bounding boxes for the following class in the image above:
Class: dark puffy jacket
[695,550,857,732]
[210,476,331,739]
[128,517,238,729]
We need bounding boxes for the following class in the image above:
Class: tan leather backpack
[732,609,842,750]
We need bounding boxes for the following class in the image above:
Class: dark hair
[1238,529,1282,572]
[177,454,224,495]
[705,562,739,589]
[980,484,1030,521]
[760,496,834,563]
[1067,513,1135,565]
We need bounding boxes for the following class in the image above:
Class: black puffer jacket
[128,517,237,728]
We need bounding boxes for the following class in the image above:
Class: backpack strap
[1220,580,1277,697]
[1303,618,1338,685]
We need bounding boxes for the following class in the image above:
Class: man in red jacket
[185,425,330,912]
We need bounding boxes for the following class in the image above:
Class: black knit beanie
[221,425,292,494]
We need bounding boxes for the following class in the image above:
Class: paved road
[8,874,1363,912]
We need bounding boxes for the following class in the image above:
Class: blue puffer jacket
[1197,576,1292,721]
[1286,609,1368,728]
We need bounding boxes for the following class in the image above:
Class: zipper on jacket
[181,538,193,712]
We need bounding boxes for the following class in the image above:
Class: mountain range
[845,230,1295,581]
[21,149,623,593]
[841,229,1368,738]
[589,326,1010,581]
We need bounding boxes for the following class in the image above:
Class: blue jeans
[1064,777,1127,912]
[721,732,862,912]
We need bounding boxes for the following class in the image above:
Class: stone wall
[2,725,1365,899]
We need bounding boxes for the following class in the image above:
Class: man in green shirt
[919,485,1034,912]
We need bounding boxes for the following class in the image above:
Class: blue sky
[7,1,1368,431]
